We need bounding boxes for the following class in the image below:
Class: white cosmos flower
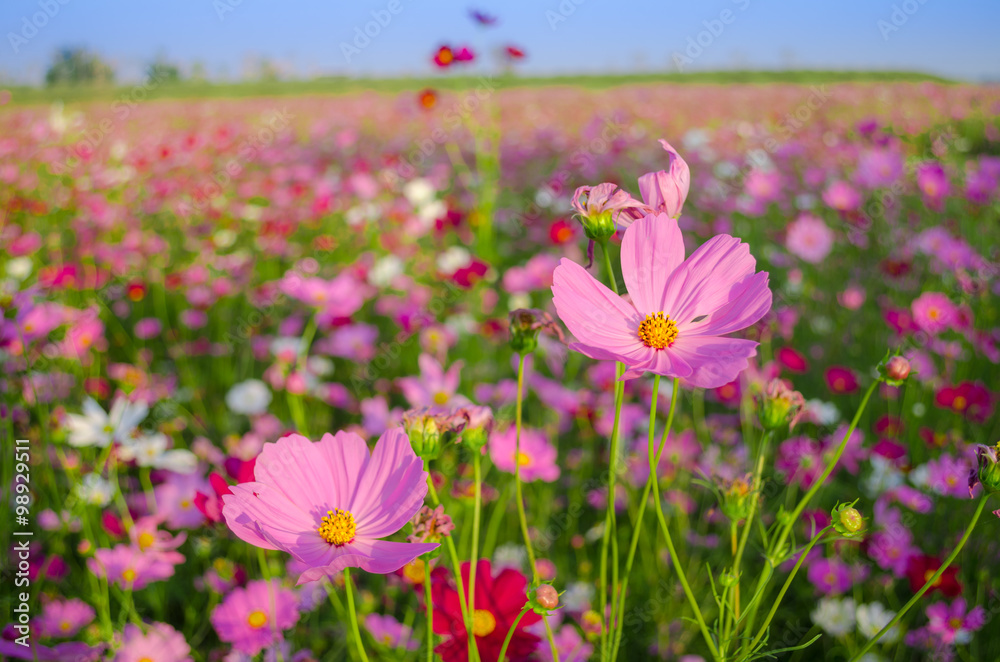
[74,473,114,507]
[225,379,272,416]
[119,432,198,474]
[812,597,856,637]
[65,396,148,448]
[369,256,403,288]
[856,602,900,644]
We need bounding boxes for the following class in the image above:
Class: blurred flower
[65,396,148,448]
[811,597,856,636]
[211,579,299,656]
[365,613,419,650]
[225,379,273,416]
[489,425,560,483]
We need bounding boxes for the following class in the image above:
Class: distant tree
[45,48,115,86]
[146,58,181,83]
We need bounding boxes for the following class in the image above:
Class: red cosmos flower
[905,555,962,598]
[451,260,489,288]
[874,415,904,437]
[194,457,256,523]
[548,218,576,245]
[453,47,475,63]
[418,88,438,110]
[776,347,808,373]
[433,46,455,67]
[505,45,526,61]
[432,560,540,662]
[935,381,993,423]
[825,366,859,394]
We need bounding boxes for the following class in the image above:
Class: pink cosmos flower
[222,429,438,584]
[806,557,853,596]
[551,213,771,386]
[634,139,690,220]
[365,613,419,651]
[822,180,861,212]
[925,598,985,645]
[398,354,470,408]
[35,598,95,638]
[570,182,648,229]
[114,622,192,662]
[211,579,300,656]
[912,292,958,335]
[785,213,834,264]
[88,544,178,589]
[488,426,560,483]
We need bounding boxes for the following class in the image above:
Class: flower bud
[570,183,647,241]
[407,504,454,544]
[755,378,806,430]
[455,405,494,451]
[402,410,443,460]
[970,442,1000,496]
[885,356,910,381]
[534,584,559,610]
[719,474,755,523]
[831,500,866,538]
[509,308,563,356]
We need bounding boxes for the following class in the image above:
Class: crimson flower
[905,555,962,598]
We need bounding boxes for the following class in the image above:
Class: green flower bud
[831,500,866,538]
[972,442,1000,495]
[403,411,443,460]
[755,378,806,431]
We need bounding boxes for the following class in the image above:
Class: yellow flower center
[247,610,268,629]
[515,451,531,467]
[121,568,136,583]
[472,609,496,637]
[952,396,967,411]
[949,617,963,630]
[139,658,153,662]
[318,508,357,546]
[924,569,941,586]
[433,391,449,405]
[637,312,678,349]
[137,532,155,550]
[60,621,71,631]
[402,559,425,584]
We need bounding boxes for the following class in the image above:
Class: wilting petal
[669,336,759,388]
[621,213,685,314]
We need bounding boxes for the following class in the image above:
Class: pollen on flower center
[433,391,449,405]
[247,610,268,629]
[637,312,678,349]
[318,508,357,546]
[515,451,531,467]
[472,609,497,637]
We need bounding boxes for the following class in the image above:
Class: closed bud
[755,378,806,430]
[402,410,443,460]
[832,500,866,538]
[533,584,560,611]
[971,442,1000,496]
[509,308,563,356]
[885,356,910,381]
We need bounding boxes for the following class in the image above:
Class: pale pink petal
[621,346,694,381]
[222,483,317,551]
[352,428,429,538]
[551,258,649,362]
[679,271,772,337]
[620,213,685,314]
[418,353,444,383]
[296,539,438,584]
[669,336,758,388]
[660,235,757,323]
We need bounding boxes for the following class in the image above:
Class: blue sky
[1,0,998,84]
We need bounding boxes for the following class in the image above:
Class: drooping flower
[222,429,438,584]
[432,560,540,662]
[551,213,771,387]
[210,579,299,656]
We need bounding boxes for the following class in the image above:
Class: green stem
[468,450,483,656]
[599,363,625,660]
[424,559,435,662]
[650,382,721,662]
[514,353,561,662]
[610,374,670,660]
[748,527,832,653]
[497,605,531,662]
[344,569,370,662]
[850,497,989,662]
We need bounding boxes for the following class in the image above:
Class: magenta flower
[785,213,834,264]
[87,544,178,590]
[551,213,771,386]
[114,622,192,662]
[912,291,958,335]
[211,579,299,656]
[364,613,419,651]
[222,429,438,584]
[35,598,95,638]
[398,354,469,408]
[925,598,985,645]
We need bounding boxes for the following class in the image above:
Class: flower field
[2,79,1000,662]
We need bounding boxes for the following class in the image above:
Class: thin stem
[468,450,483,654]
[424,560,434,662]
[748,527,832,653]
[514,353,561,662]
[497,605,532,662]
[426,477,477,662]
[650,379,721,662]
[600,241,619,295]
[599,362,625,660]
[850,497,989,662]
[344,569,371,662]
[610,374,667,660]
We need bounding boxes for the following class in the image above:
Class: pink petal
[551,258,648,362]
[621,346,694,381]
[680,271,772,337]
[669,336,758,388]
[222,482,317,551]
[660,235,757,324]
[620,213,685,314]
[351,428,429,538]
[296,539,438,584]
